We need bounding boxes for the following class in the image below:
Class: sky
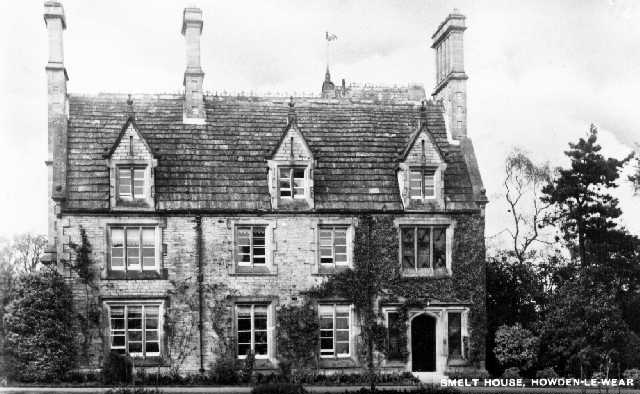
[0,0,638,246]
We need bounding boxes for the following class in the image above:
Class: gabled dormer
[397,106,447,210]
[267,98,314,210]
[105,98,157,210]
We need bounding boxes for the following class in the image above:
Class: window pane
[128,306,142,329]
[336,342,349,356]
[128,342,142,354]
[254,330,268,344]
[387,312,403,360]
[293,168,305,179]
[118,168,131,197]
[433,228,447,269]
[126,228,140,268]
[238,344,251,357]
[145,307,159,329]
[336,330,349,342]
[112,335,125,347]
[409,171,422,198]
[133,169,145,198]
[320,316,333,329]
[335,316,349,330]
[401,228,415,269]
[424,172,435,197]
[254,343,268,356]
[145,342,159,354]
[448,312,462,358]
[237,331,251,343]
[142,228,155,268]
[279,168,291,197]
[417,228,431,269]
[111,228,125,269]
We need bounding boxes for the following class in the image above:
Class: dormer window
[118,166,147,200]
[105,114,157,211]
[279,167,306,199]
[409,168,436,199]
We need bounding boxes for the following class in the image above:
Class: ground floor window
[319,304,351,358]
[236,304,269,358]
[448,311,463,359]
[386,311,404,361]
[108,303,161,357]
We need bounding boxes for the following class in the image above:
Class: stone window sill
[232,265,275,276]
[105,269,167,280]
[401,268,450,278]
[130,356,168,367]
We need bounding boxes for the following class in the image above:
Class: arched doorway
[411,313,437,372]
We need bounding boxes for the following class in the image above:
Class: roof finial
[287,96,297,125]
[126,94,135,118]
[419,100,427,128]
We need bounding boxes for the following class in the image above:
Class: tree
[493,323,539,373]
[542,125,634,267]
[503,149,552,263]
[537,281,640,377]
[2,270,76,382]
[10,234,47,273]
[486,254,546,375]
[537,126,640,376]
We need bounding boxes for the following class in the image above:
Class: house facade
[42,2,488,379]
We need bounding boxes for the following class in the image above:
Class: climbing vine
[276,301,319,379]
[68,227,102,362]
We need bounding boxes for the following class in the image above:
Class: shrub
[105,388,162,394]
[2,270,76,382]
[240,351,256,383]
[252,383,307,394]
[212,356,239,384]
[501,367,521,379]
[535,367,558,379]
[623,369,640,385]
[493,324,539,371]
[103,351,133,385]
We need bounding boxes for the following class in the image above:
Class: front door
[411,313,436,372]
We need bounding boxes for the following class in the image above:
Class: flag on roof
[325,31,338,41]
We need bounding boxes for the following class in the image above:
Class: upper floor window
[319,304,351,358]
[109,303,161,358]
[117,166,146,200]
[110,226,157,272]
[279,167,306,199]
[236,304,269,359]
[400,226,447,271]
[319,226,348,267]
[236,226,266,267]
[409,169,436,199]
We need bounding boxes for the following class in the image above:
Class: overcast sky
[0,0,638,245]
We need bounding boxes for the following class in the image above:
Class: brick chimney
[431,9,468,141]
[43,1,68,263]
[182,6,205,124]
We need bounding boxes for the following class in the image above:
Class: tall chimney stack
[43,1,69,264]
[182,7,205,124]
[431,9,467,141]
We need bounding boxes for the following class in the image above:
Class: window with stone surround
[117,166,146,200]
[400,226,447,271]
[319,304,351,358]
[108,302,161,358]
[448,311,463,359]
[236,304,269,359]
[409,168,436,199]
[236,226,266,267]
[386,310,404,361]
[319,226,348,267]
[109,226,158,272]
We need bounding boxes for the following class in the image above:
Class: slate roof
[65,93,478,211]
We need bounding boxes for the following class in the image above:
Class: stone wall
[61,211,485,374]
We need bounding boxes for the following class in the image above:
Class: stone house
[42,1,487,380]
